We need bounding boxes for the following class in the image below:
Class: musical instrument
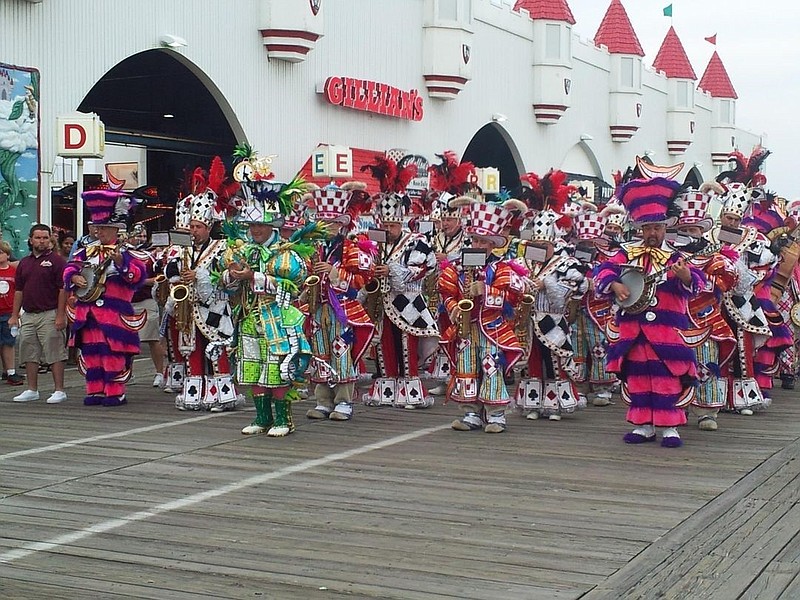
[154,273,169,305]
[364,229,388,323]
[457,265,475,338]
[514,292,535,350]
[173,246,194,333]
[614,243,723,314]
[770,224,800,303]
[304,246,322,317]
[74,257,113,303]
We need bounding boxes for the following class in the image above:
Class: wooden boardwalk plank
[2,367,799,599]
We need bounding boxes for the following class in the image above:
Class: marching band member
[361,156,439,409]
[302,182,377,422]
[222,159,320,437]
[64,189,147,406]
[162,158,242,411]
[776,199,800,390]
[674,189,738,431]
[439,197,527,433]
[569,201,621,407]
[423,151,474,392]
[514,207,588,421]
[594,177,705,448]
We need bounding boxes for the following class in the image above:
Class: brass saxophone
[304,245,322,317]
[364,242,385,323]
[457,265,475,338]
[171,246,193,334]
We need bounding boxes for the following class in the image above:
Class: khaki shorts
[133,298,162,342]
[19,310,68,365]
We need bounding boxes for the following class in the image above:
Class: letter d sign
[64,124,86,150]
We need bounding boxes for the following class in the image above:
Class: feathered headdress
[518,169,574,229]
[716,145,771,188]
[427,151,475,195]
[360,155,416,194]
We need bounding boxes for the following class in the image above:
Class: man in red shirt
[9,224,68,403]
[0,240,23,385]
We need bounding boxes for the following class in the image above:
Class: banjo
[74,257,113,303]
[614,241,726,314]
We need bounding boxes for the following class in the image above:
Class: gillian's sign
[323,77,423,121]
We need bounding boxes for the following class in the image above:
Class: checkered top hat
[175,157,240,230]
[718,182,753,218]
[617,177,681,226]
[307,181,369,226]
[675,190,714,233]
[574,211,607,241]
[427,151,475,219]
[361,155,416,225]
[526,209,560,243]
[83,188,135,229]
[283,200,308,230]
[452,197,515,247]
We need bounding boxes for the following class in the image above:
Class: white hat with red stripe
[309,185,353,224]
[461,200,512,247]
[676,190,713,232]
[574,212,607,241]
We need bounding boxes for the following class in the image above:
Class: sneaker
[13,389,39,402]
[329,402,353,421]
[163,385,175,394]
[128,375,137,385]
[152,373,165,388]
[46,390,68,404]
[739,408,754,416]
[428,384,446,396]
[1,371,6,380]
[451,412,483,431]
[6,373,24,386]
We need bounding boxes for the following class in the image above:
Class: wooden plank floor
[1,361,798,599]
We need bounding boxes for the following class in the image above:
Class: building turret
[698,51,739,166]
[515,0,576,124]
[422,0,474,100]
[652,26,697,155]
[259,0,324,63]
[594,0,644,143]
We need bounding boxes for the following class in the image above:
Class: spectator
[57,230,75,260]
[0,240,23,385]
[9,224,68,403]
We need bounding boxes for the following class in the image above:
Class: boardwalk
[1,361,798,599]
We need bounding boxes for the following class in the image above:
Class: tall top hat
[427,150,475,219]
[675,189,714,232]
[361,155,416,224]
[83,188,136,229]
[616,177,681,226]
[175,157,240,230]
[453,197,521,247]
[307,181,372,226]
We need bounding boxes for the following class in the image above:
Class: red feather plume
[361,155,417,194]
[345,188,374,222]
[717,145,771,186]
[427,151,475,194]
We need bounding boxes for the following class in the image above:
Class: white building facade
[0,0,761,229]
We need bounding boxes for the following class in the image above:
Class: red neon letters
[323,76,424,121]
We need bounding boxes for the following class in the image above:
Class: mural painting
[0,63,39,257]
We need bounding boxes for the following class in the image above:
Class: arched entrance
[55,49,243,232]
[559,141,614,204]
[462,123,523,195]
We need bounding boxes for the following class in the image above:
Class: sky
[565,0,800,199]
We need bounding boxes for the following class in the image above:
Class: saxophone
[304,245,322,317]
[457,264,475,338]
[364,241,385,323]
[171,245,193,334]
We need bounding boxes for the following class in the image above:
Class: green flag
[663,4,673,17]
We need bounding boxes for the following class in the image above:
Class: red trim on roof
[593,0,644,57]
[698,51,738,99]
[652,26,697,80]
[513,0,576,25]
[297,145,383,195]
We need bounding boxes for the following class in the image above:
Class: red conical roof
[698,51,738,99]
[594,0,644,56]
[652,26,697,80]
[513,0,576,25]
